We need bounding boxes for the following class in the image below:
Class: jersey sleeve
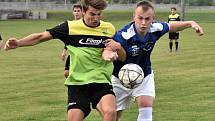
[46,21,69,40]
[160,22,170,36]
[113,31,127,49]
[150,22,170,37]
[177,15,181,21]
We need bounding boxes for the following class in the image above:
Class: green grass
[0,10,215,121]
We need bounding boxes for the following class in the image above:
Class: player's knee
[103,108,117,118]
[139,101,153,108]
[137,96,154,108]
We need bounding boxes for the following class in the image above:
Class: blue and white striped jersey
[113,21,169,77]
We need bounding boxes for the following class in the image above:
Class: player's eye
[145,17,150,21]
[90,13,96,16]
[138,16,144,20]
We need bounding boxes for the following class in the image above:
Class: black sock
[175,42,178,50]
[169,42,173,51]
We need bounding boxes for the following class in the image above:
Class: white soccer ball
[118,63,144,89]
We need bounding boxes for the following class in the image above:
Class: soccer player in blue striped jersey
[111,1,204,121]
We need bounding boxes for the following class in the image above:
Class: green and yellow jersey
[47,19,115,85]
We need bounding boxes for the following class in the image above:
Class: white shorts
[111,71,155,111]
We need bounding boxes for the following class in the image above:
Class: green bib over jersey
[64,20,116,85]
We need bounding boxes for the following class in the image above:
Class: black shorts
[169,32,179,39]
[67,83,115,117]
[65,55,70,70]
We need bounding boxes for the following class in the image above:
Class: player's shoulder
[175,13,180,17]
[119,22,136,40]
[99,20,116,35]
[100,20,115,29]
[149,22,169,33]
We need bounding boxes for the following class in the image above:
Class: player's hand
[191,21,204,36]
[102,39,120,61]
[61,50,67,61]
[61,53,66,61]
[4,38,19,51]
[104,39,120,51]
[102,48,118,62]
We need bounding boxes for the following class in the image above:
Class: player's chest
[125,37,155,57]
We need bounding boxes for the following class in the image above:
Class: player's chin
[140,28,147,32]
[91,22,99,27]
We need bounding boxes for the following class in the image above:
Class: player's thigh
[96,94,116,115]
[112,75,132,99]
[68,109,84,121]
[112,75,132,110]
[132,72,155,100]
[67,85,91,117]
[88,83,115,115]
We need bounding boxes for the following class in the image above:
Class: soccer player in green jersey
[4,0,126,121]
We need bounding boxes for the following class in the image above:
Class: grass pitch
[0,10,215,121]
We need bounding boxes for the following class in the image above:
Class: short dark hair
[136,0,154,11]
[81,0,107,12]
[171,7,177,11]
[72,3,82,11]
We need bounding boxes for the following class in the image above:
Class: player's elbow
[117,51,126,62]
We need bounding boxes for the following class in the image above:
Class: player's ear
[82,11,86,16]
[132,13,135,21]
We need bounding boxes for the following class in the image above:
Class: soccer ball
[118,63,144,89]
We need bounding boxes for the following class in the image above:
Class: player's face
[83,6,102,27]
[73,7,82,20]
[171,9,176,15]
[133,6,154,36]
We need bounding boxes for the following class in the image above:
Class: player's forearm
[109,41,126,61]
[116,45,126,62]
[17,32,52,47]
[169,21,194,32]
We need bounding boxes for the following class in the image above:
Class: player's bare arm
[4,31,53,51]
[169,21,204,36]
[61,49,67,61]
[104,39,126,61]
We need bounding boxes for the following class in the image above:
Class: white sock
[137,107,152,121]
